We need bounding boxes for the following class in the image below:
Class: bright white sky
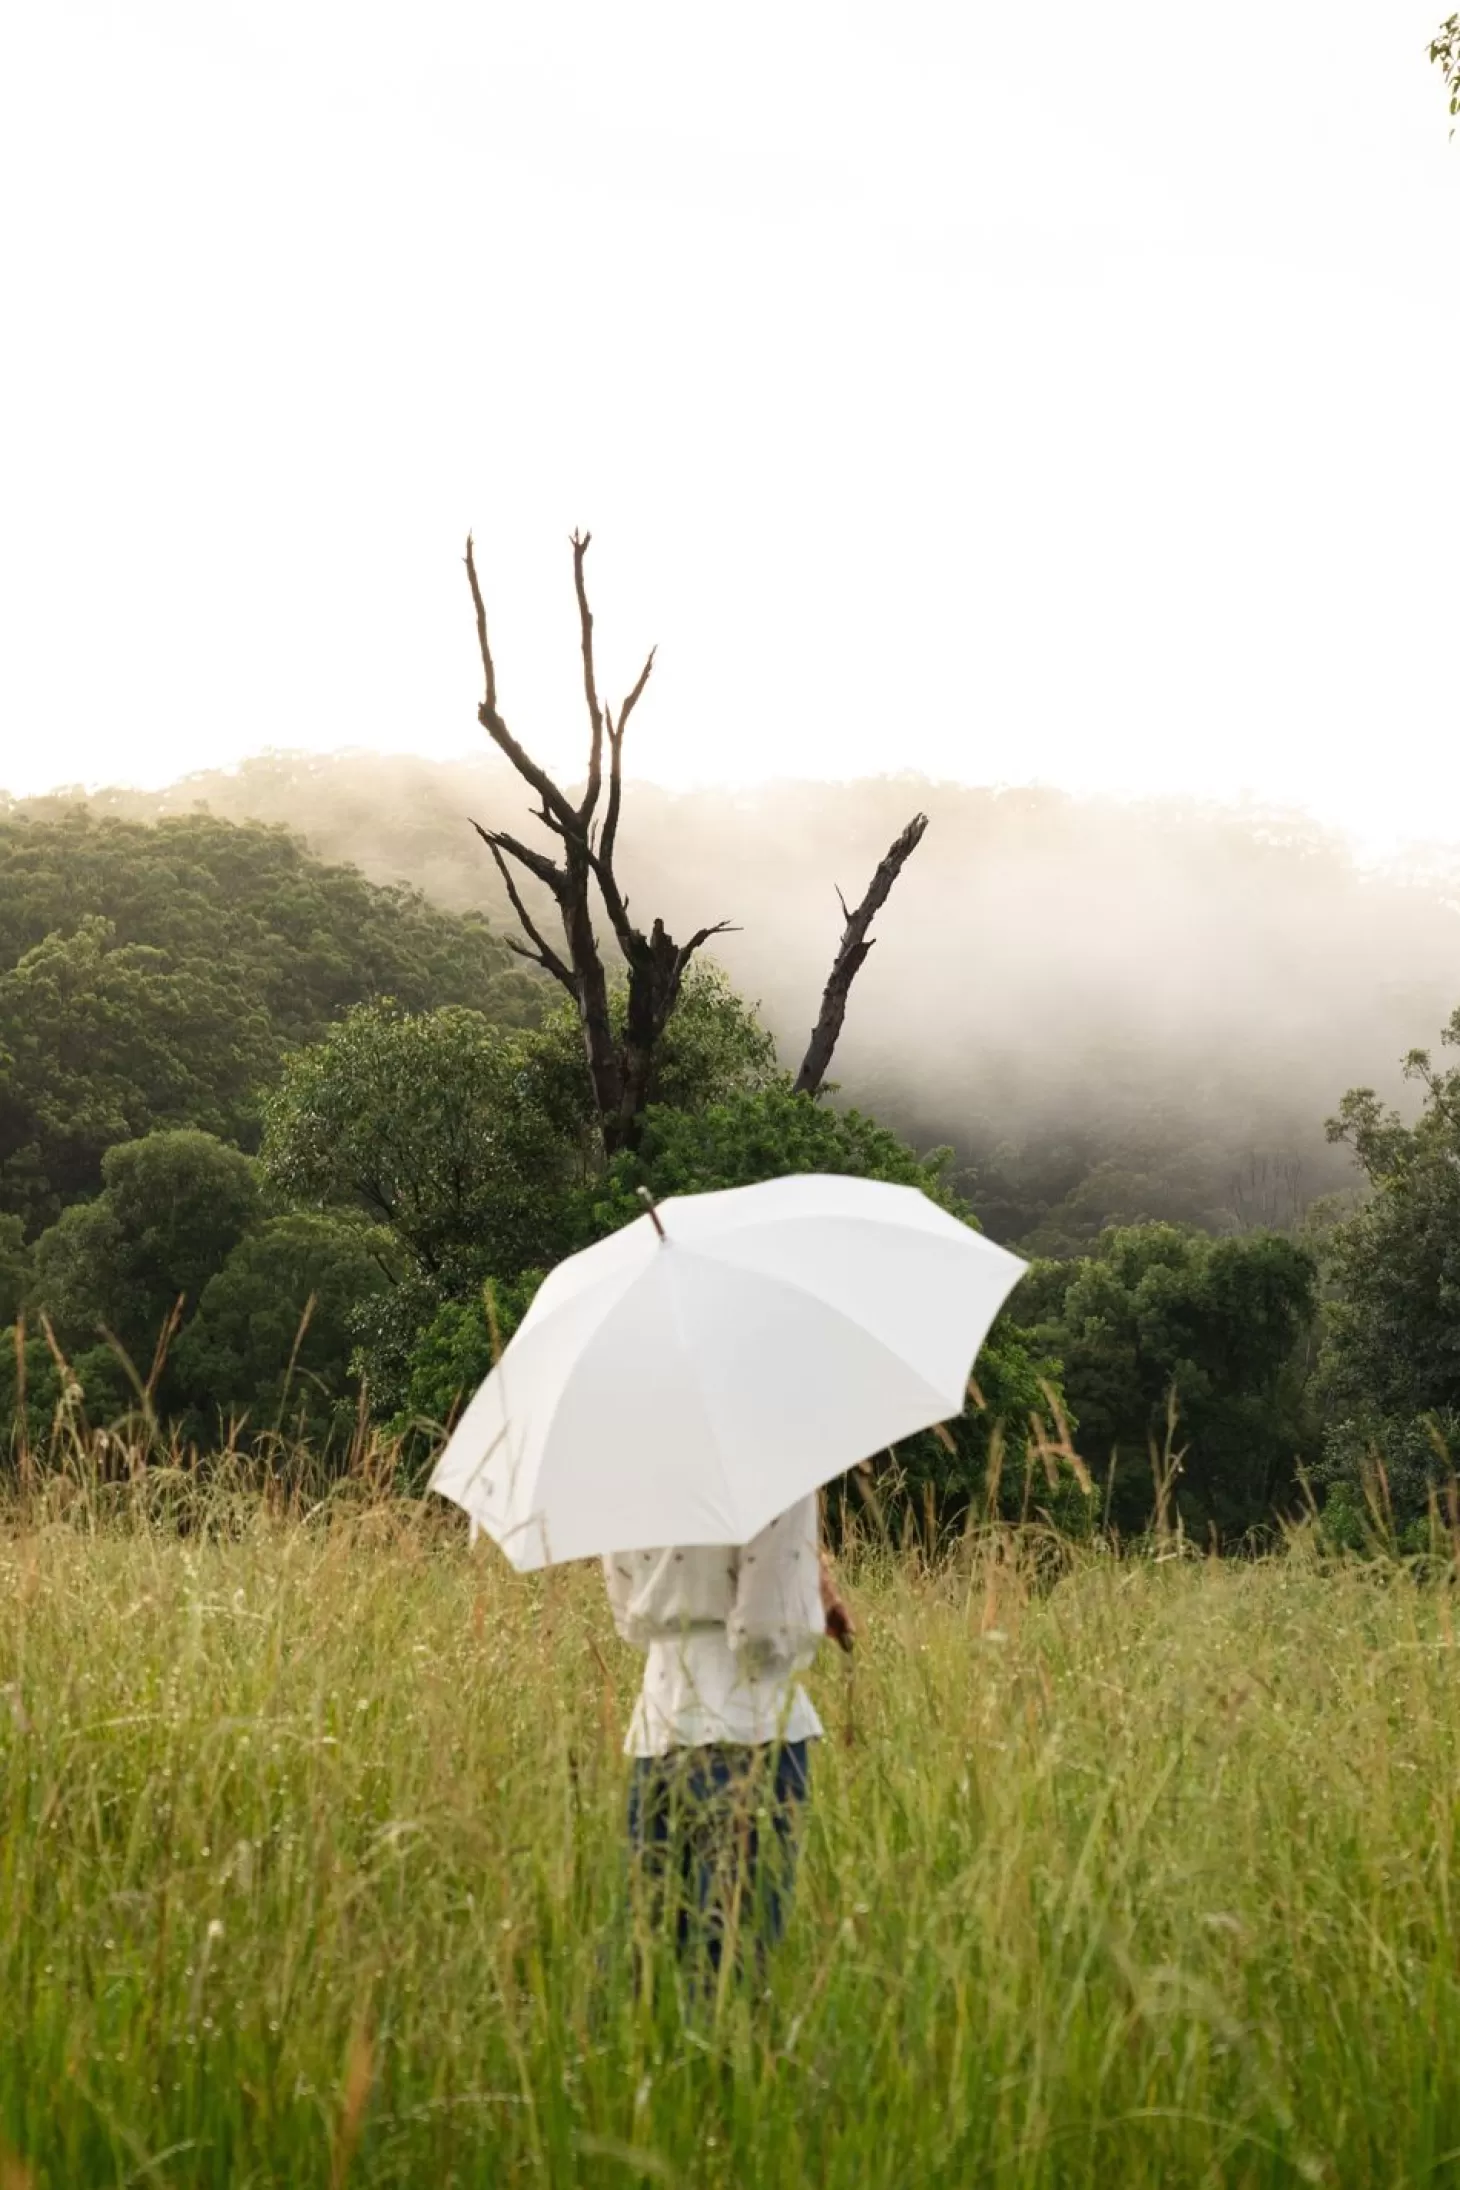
[3,1,1457,850]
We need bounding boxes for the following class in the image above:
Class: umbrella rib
[456,1418,510,1498]
[663,1246,966,1540]
[686,1220,1015,1377]
[664,1251,748,1542]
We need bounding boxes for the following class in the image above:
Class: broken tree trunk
[793,813,930,1098]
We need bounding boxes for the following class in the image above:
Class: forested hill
[15,751,1459,1250]
[6,770,1460,1545]
[0,807,542,1231]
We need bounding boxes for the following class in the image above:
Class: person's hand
[819,1550,855,1653]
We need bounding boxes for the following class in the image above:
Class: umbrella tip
[636,1185,668,1241]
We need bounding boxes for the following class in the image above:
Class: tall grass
[4,1466,1460,2187]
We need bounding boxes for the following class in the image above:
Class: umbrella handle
[635,1185,667,1241]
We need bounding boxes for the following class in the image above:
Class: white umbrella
[427,1172,1027,1570]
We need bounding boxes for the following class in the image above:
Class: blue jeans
[627,1739,811,1979]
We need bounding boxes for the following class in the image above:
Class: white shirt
[602,1493,827,1758]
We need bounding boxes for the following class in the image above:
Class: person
[603,1493,854,1985]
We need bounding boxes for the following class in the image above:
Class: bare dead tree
[465,531,926,1152]
[793,813,929,1098]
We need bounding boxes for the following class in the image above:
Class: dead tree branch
[573,530,607,821]
[464,532,730,1155]
[466,534,578,833]
[793,814,930,1098]
[464,532,927,1150]
[470,821,573,990]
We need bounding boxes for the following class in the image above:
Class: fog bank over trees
[11,751,1458,1250]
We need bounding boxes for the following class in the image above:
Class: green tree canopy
[172,1213,388,1451]
[0,1215,31,1329]
[262,1003,575,1281]
[262,967,784,1415]
[29,1130,262,1368]
[519,962,780,1154]
[0,916,275,1228]
[1316,1013,1460,1537]
[0,810,541,1229]
[1323,1017,1460,1425]
[1019,1222,1317,1539]
[9,1135,393,1457]
[586,1082,957,1227]
[0,808,525,1037]
[23,757,1460,1262]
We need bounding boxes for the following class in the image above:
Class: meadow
[4,1473,1460,2189]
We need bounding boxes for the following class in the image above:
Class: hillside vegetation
[20,751,1458,1246]
[4,768,1460,1543]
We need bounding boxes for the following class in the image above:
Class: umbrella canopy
[428,1172,1027,1570]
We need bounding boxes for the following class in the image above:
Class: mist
[15,751,1459,1249]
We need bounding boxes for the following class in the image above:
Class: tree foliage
[1019,1222,1318,1538]
[262,966,785,1417]
[1433,15,1460,123]
[588,1081,950,1223]
[172,1213,388,1450]
[9,782,1442,1543]
[11,1132,387,1450]
[391,1270,547,1432]
[0,1216,31,1328]
[0,810,541,1229]
[524,963,781,1153]
[1323,1016,1460,1422]
[30,1130,262,1367]
[262,1004,572,1282]
[0,1331,134,1448]
[0,916,274,1231]
[22,757,1460,1260]
[1317,1014,1460,1536]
